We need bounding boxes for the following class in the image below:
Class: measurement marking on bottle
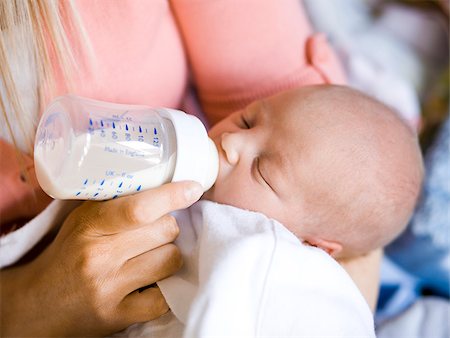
[113,122,116,129]
[113,195,118,199]
[76,192,81,196]
[137,185,142,191]
[84,179,88,185]
[94,192,99,197]
[101,120,104,127]
[89,118,93,126]
[100,179,105,185]
[125,124,129,131]
[154,128,157,135]
[119,182,123,188]
[139,126,142,133]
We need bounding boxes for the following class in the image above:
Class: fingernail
[185,183,203,201]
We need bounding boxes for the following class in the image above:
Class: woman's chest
[62,0,188,108]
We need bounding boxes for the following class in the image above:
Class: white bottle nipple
[158,108,219,191]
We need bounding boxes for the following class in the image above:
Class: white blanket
[0,200,81,268]
[121,200,375,338]
[1,199,375,337]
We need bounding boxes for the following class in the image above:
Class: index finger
[97,181,203,232]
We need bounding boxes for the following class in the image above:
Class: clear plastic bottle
[34,95,218,200]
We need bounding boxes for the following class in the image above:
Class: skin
[1,85,419,333]
[205,86,362,256]
[205,85,422,258]
[339,248,383,312]
[1,181,203,337]
[204,85,422,311]
[205,88,316,228]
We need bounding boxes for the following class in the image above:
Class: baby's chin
[201,185,215,201]
[201,183,226,204]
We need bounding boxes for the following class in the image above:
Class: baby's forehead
[256,86,396,175]
[270,89,389,142]
[264,95,383,187]
[266,104,356,150]
[261,86,420,240]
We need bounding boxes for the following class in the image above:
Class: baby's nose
[221,132,240,165]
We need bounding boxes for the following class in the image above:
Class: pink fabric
[2,0,346,233]
[51,0,188,109]
[171,0,346,124]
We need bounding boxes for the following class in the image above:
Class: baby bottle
[34,95,218,200]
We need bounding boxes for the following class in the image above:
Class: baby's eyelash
[241,116,251,129]
[256,157,276,193]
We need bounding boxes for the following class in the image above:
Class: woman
[1,1,381,336]
[1,1,202,335]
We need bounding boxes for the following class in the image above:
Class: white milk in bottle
[34,95,218,200]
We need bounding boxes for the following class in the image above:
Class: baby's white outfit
[120,200,375,337]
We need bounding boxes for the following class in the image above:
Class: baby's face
[205,85,423,257]
[204,87,351,235]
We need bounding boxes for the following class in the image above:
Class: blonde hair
[0,0,89,155]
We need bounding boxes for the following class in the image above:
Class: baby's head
[204,85,423,259]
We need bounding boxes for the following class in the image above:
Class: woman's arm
[338,248,383,312]
[1,181,203,337]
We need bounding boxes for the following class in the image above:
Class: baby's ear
[303,236,343,258]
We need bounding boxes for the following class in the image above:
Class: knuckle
[77,262,116,321]
[165,243,183,270]
[76,243,113,284]
[162,215,179,239]
[154,291,169,315]
[67,204,90,228]
[70,202,104,234]
[90,299,114,324]
[146,288,169,319]
[122,199,142,224]
[76,247,100,278]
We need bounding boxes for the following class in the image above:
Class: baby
[204,84,424,259]
[124,84,423,338]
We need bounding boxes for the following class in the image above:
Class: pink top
[171,0,345,124]
[1,0,345,234]
[53,0,188,108]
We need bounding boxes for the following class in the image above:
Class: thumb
[88,181,204,233]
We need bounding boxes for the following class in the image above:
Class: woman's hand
[1,181,203,337]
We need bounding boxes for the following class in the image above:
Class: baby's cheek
[202,187,215,201]
[202,182,235,206]
[202,182,233,204]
